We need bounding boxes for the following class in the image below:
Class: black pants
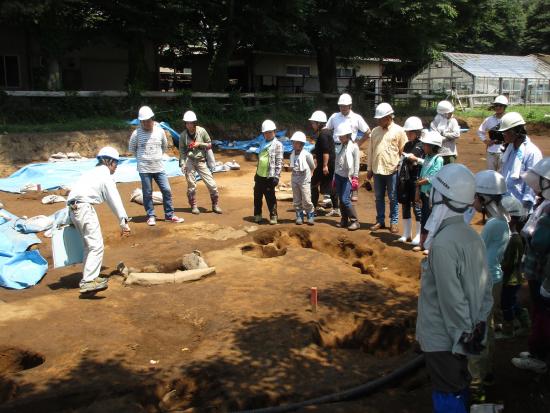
[311,168,336,208]
[254,174,277,217]
[424,351,471,393]
[501,284,522,322]
[420,192,431,234]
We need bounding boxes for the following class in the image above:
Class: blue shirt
[500,137,542,210]
[481,217,510,284]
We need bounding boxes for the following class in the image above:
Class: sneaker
[370,223,385,231]
[412,245,423,252]
[336,219,349,228]
[351,191,358,202]
[390,223,399,234]
[212,204,223,214]
[254,215,263,224]
[167,215,185,223]
[191,206,200,215]
[326,209,341,217]
[79,278,108,294]
[511,356,548,374]
[147,216,156,226]
[269,215,278,225]
[347,221,360,231]
[422,249,429,255]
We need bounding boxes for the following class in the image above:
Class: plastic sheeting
[213,130,314,154]
[0,209,47,289]
[0,157,184,194]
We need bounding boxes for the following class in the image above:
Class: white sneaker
[326,209,341,217]
[511,356,548,373]
[147,216,156,226]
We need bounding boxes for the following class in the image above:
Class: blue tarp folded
[213,130,314,154]
[0,209,47,289]
[0,157,184,194]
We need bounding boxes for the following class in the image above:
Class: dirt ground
[0,119,549,413]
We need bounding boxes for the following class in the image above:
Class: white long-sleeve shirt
[430,114,460,156]
[67,165,128,221]
[478,115,504,154]
[128,123,167,173]
[326,110,370,143]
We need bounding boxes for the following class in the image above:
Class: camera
[488,126,504,144]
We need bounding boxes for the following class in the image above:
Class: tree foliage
[1,0,545,92]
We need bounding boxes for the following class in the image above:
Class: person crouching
[333,122,360,231]
[290,131,315,225]
[67,147,131,294]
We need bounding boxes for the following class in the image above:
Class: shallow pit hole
[241,243,287,258]
[0,347,45,375]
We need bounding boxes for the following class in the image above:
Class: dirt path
[0,122,548,412]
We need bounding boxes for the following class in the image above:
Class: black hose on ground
[232,354,425,413]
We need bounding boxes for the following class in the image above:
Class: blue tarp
[213,130,314,154]
[128,119,180,147]
[0,209,47,289]
[0,157,183,194]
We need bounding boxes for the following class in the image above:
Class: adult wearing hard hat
[254,120,283,224]
[290,131,315,225]
[416,164,492,413]
[499,112,543,213]
[326,93,370,145]
[367,102,407,233]
[468,170,510,402]
[67,147,131,294]
[397,117,425,245]
[512,157,550,374]
[430,100,460,165]
[333,122,361,231]
[478,95,509,171]
[179,110,222,214]
[129,106,184,226]
[308,111,337,214]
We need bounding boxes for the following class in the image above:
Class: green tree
[522,0,550,53]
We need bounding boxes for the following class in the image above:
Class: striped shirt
[128,123,167,173]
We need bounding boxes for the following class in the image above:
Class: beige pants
[292,173,314,213]
[486,152,502,172]
[184,158,218,195]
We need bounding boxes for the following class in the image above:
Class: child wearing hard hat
[254,120,283,224]
[497,195,530,340]
[179,110,222,215]
[410,131,444,254]
[333,122,360,231]
[430,100,460,165]
[511,157,550,374]
[290,132,315,225]
[478,95,509,171]
[66,147,131,294]
[468,170,511,402]
[416,164,493,413]
[397,117,425,245]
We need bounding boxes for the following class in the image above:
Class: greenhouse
[409,52,550,105]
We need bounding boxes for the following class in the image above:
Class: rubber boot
[413,232,427,252]
[307,211,315,225]
[347,205,360,231]
[210,192,222,214]
[188,191,200,214]
[295,210,304,225]
[398,218,412,242]
[411,221,422,245]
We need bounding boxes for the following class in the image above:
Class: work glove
[351,176,359,191]
[188,141,197,149]
[459,321,486,355]
[270,177,279,187]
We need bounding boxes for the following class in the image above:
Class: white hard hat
[403,116,423,131]
[261,119,277,133]
[374,102,394,119]
[432,164,475,205]
[290,131,307,143]
[337,93,352,106]
[436,100,454,115]
[420,130,443,147]
[498,112,526,132]
[475,170,507,195]
[501,195,525,217]
[309,110,327,123]
[183,110,198,122]
[138,106,154,121]
[531,157,550,180]
[493,95,509,106]
[335,121,353,137]
[97,146,120,161]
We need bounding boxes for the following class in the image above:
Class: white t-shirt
[478,115,504,154]
[326,110,370,143]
